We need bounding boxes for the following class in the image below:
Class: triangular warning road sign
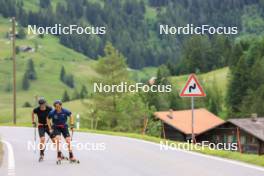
[180,74,206,97]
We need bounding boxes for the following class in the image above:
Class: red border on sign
[180,74,206,97]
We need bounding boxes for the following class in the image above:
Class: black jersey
[33,106,52,124]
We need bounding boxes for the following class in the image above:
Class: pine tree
[60,66,65,81]
[26,59,37,80]
[60,66,74,88]
[62,90,70,102]
[22,72,30,90]
[80,85,88,99]
[64,74,75,88]
[94,42,129,128]
[227,56,249,116]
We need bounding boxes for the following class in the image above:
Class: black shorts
[38,125,55,138]
[52,126,70,138]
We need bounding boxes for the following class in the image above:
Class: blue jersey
[48,108,72,126]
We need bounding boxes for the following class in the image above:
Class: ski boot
[69,152,80,164]
[39,150,44,162]
[56,151,63,165]
[39,155,44,162]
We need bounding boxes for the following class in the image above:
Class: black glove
[32,122,36,127]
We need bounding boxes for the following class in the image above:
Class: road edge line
[1,140,16,176]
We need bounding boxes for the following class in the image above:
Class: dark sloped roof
[228,118,264,141]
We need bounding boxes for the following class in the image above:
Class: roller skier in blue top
[47,100,79,164]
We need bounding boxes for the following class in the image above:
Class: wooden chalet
[198,115,264,155]
[154,108,225,141]
[155,109,264,155]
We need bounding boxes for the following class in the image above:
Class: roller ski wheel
[69,158,80,164]
[56,158,62,165]
[38,155,44,162]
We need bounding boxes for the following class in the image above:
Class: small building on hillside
[198,115,264,155]
[154,108,225,141]
[19,45,35,52]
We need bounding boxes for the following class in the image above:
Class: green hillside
[0,15,156,124]
[0,63,229,125]
[0,16,99,111]
[0,6,230,125]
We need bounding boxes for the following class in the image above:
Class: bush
[17,27,26,39]
[15,46,20,54]
[23,102,32,107]
[39,34,44,38]
[4,81,12,92]
[146,119,162,137]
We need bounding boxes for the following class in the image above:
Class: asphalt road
[0,126,264,176]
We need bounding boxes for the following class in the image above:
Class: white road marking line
[1,140,15,176]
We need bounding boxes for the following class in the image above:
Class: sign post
[76,114,80,130]
[180,74,206,143]
[191,96,194,142]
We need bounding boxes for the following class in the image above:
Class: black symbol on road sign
[189,83,196,93]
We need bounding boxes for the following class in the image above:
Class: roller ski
[69,152,80,164]
[69,157,80,164]
[38,155,44,162]
[56,151,63,165]
[56,157,79,164]
[56,158,62,165]
[38,149,45,162]
[56,154,68,162]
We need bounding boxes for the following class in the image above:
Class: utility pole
[11,17,16,125]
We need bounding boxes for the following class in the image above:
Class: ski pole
[71,128,73,141]
[34,124,37,154]
[43,135,51,152]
